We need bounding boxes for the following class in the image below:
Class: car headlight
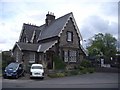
[4,70,6,72]
[13,70,16,73]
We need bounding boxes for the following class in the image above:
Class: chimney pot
[45,12,55,25]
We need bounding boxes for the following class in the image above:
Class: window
[67,32,73,42]
[69,50,77,62]
[64,51,68,62]
[29,53,35,63]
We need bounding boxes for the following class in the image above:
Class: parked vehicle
[30,64,44,79]
[3,62,24,79]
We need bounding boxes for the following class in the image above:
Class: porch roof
[15,40,57,52]
[16,42,39,51]
[37,40,57,53]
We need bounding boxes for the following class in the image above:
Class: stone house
[12,12,87,72]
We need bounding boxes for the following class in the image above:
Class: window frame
[67,31,73,42]
[64,51,68,62]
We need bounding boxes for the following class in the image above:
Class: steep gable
[19,23,45,43]
[37,12,83,42]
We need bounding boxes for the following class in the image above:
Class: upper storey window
[67,31,73,42]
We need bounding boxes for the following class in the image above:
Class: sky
[0,0,119,51]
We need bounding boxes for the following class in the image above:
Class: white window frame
[67,32,72,42]
[69,50,77,62]
[64,51,68,62]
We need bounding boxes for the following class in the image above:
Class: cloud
[80,15,118,40]
[0,1,118,51]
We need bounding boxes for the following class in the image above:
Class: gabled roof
[38,12,83,41]
[19,23,45,43]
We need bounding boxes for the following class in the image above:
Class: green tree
[87,33,117,64]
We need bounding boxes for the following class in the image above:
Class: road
[2,73,119,88]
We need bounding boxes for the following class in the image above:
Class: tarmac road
[2,72,119,88]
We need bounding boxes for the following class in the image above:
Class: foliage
[87,33,117,64]
[2,51,15,70]
[80,60,92,68]
[48,72,65,78]
[53,55,66,70]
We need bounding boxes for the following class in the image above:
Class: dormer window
[67,31,73,42]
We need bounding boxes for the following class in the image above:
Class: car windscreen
[31,66,43,69]
[6,63,19,70]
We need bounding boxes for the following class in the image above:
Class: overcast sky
[0,0,119,51]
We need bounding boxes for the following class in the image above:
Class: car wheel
[15,75,18,79]
[3,75,7,79]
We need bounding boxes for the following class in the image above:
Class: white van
[30,64,44,79]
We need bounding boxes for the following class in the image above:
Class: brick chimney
[45,12,55,25]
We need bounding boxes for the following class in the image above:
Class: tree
[87,33,117,64]
[2,51,15,70]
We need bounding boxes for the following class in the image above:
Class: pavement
[2,72,119,88]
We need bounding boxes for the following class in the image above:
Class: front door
[46,51,54,69]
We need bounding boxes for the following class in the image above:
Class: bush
[53,55,66,70]
[70,70,79,75]
[87,68,95,73]
[80,60,92,68]
[80,68,87,74]
[48,72,65,78]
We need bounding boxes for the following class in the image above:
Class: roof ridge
[23,23,39,28]
[54,12,72,22]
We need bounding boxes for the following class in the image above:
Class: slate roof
[16,40,57,52]
[37,40,57,52]
[22,23,45,42]
[16,42,39,51]
[38,12,72,41]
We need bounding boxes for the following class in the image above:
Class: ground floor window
[63,50,77,62]
[69,50,77,62]
[64,51,68,62]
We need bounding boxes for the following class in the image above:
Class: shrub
[70,70,79,75]
[80,68,87,74]
[48,72,65,78]
[53,55,66,70]
[80,60,92,68]
[87,68,95,73]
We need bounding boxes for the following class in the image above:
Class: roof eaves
[70,13,83,41]
[16,43,22,51]
[80,44,88,56]
[37,45,41,52]
[58,13,72,37]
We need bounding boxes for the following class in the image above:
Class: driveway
[2,72,119,88]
